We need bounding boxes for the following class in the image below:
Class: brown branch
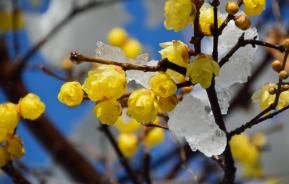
[229,50,289,137]
[70,51,187,75]
[141,123,169,130]
[219,33,286,67]
[28,64,68,81]
[142,152,151,184]
[2,163,31,184]
[98,125,140,184]
[12,0,126,75]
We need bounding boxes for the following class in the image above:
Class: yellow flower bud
[115,114,141,134]
[159,40,189,82]
[58,81,84,107]
[279,70,288,80]
[157,95,178,113]
[83,65,127,101]
[118,133,138,158]
[0,147,10,167]
[164,0,196,32]
[149,72,177,98]
[94,99,122,125]
[282,38,289,49]
[186,54,220,88]
[127,89,158,123]
[243,0,266,16]
[122,39,142,59]
[199,3,223,36]
[19,93,45,120]
[271,60,282,72]
[0,103,20,140]
[144,128,165,148]
[107,27,128,47]
[234,15,251,30]
[226,1,239,15]
[5,136,25,159]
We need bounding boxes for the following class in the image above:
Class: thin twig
[70,51,187,75]
[219,34,286,67]
[2,163,31,184]
[143,152,151,184]
[141,123,169,130]
[98,125,140,184]
[12,0,126,75]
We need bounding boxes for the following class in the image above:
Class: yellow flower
[58,81,84,107]
[144,128,165,148]
[19,93,45,120]
[149,72,177,98]
[186,55,220,88]
[107,27,128,47]
[0,11,24,32]
[127,89,158,123]
[118,133,138,158]
[159,40,189,82]
[252,83,289,111]
[122,39,142,59]
[83,65,127,101]
[242,162,264,178]
[94,99,122,125]
[199,3,223,36]
[243,0,266,16]
[251,132,267,148]
[0,147,10,167]
[157,95,178,113]
[164,0,196,32]
[0,103,20,141]
[159,40,189,67]
[115,115,141,134]
[5,136,25,159]
[230,134,260,165]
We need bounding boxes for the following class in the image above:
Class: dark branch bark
[2,163,31,184]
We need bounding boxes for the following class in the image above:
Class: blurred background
[0,0,289,183]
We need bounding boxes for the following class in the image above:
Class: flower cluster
[0,93,45,166]
[107,27,142,59]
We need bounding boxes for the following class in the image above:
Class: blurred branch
[99,124,141,184]
[12,0,127,75]
[2,163,31,184]
[143,152,151,184]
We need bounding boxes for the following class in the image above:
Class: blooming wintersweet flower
[83,65,127,101]
[159,40,189,82]
[94,99,122,125]
[58,81,84,107]
[251,83,289,111]
[243,0,266,16]
[127,89,158,123]
[117,133,138,158]
[18,93,45,120]
[149,72,177,98]
[157,95,178,113]
[115,116,141,134]
[199,3,223,36]
[0,103,20,142]
[187,55,220,88]
[164,0,196,32]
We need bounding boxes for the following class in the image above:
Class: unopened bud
[271,60,282,72]
[226,2,239,15]
[279,70,289,80]
[268,87,276,95]
[181,86,193,93]
[234,15,251,30]
[281,84,289,91]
